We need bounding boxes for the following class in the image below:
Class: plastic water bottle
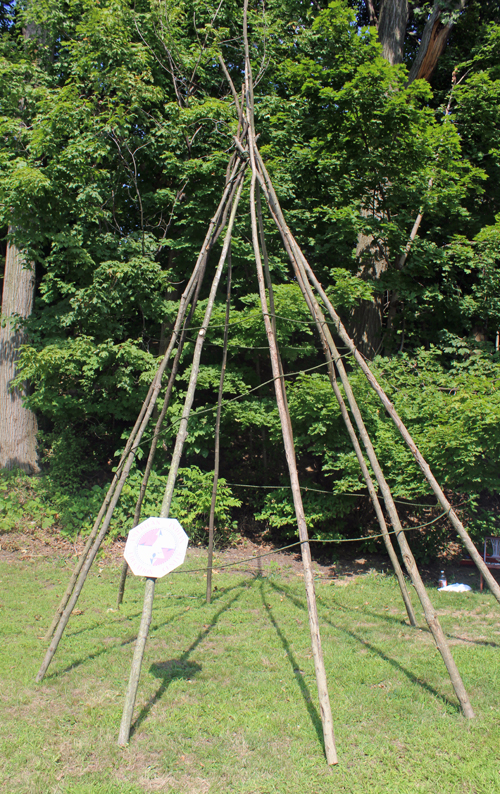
[438,570,447,588]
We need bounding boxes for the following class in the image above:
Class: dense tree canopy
[1,0,500,556]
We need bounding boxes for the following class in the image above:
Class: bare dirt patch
[1,527,497,591]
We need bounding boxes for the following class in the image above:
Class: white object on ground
[438,583,472,592]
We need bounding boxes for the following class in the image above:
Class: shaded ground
[0,526,496,592]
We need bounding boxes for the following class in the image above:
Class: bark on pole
[43,160,246,646]
[118,577,156,746]
[206,251,232,605]
[253,148,475,718]
[46,373,161,640]
[302,260,500,605]
[117,267,205,607]
[0,237,39,473]
[243,3,337,763]
[43,297,191,644]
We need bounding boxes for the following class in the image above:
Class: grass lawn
[1,553,499,793]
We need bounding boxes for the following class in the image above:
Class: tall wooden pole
[249,171,337,764]
[243,2,337,763]
[115,173,246,744]
[252,152,474,718]
[206,251,232,604]
[287,256,416,626]
[118,577,156,746]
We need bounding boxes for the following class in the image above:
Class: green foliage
[2,0,500,560]
[0,464,241,546]
[255,486,350,539]
[0,468,101,536]
[102,466,241,545]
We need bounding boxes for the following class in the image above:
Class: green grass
[1,556,500,793]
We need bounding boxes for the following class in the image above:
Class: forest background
[1,0,500,562]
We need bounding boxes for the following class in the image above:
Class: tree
[0,0,499,550]
[346,0,469,355]
[0,236,38,471]
[0,2,48,472]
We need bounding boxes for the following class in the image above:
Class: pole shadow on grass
[46,578,252,681]
[342,628,459,712]
[314,589,500,649]
[130,585,249,736]
[66,612,142,639]
[265,579,459,712]
[45,615,179,679]
[351,604,500,649]
[257,578,325,753]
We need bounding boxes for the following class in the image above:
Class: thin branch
[218,54,242,122]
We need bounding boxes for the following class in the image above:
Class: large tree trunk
[407,0,467,85]
[378,0,409,64]
[0,235,39,472]
[350,230,387,358]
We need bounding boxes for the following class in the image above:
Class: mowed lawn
[1,553,499,794]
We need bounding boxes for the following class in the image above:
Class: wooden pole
[117,158,246,607]
[249,172,337,764]
[36,162,247,679]
[118,577,156,746]
[242,13,337,759]
[254,165,415,623]
[44,373,162,641]
[253,144,500,604]
[117,264,206,606]
[252,153,475,717]
[116,170,245,745]
[159,175,245,520]
[206,250,232,604]
[287,255,417,625]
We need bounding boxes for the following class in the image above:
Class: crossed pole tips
[35,0,500,764]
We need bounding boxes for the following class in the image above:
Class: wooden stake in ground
[118,577,156,746]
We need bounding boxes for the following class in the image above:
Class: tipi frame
[35,3,500,765]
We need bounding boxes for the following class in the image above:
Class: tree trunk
[351,1,466,355]
[0,235,39,472]
[350,229,387,358]
[407,1,467,85]
[378,0,409,64]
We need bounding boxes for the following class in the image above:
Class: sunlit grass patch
[1,559,499,793]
